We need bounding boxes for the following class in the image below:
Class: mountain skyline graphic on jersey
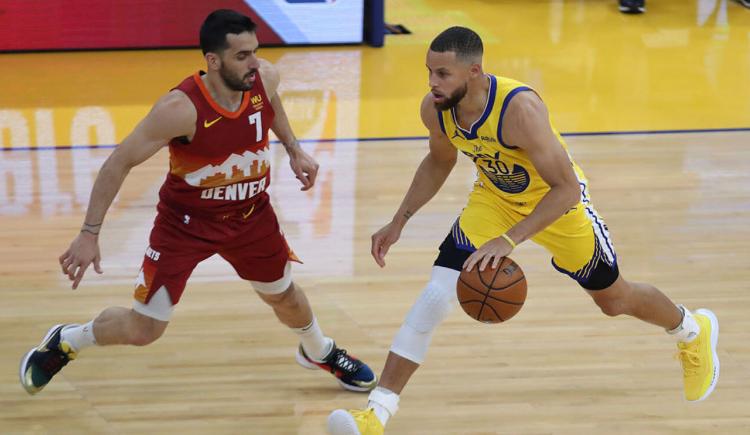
[180,147,270,188]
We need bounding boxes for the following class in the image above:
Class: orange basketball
[457,257,527,324]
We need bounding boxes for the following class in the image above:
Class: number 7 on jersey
[248,112,262,142]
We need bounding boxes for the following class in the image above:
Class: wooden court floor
[2,0,750,434]
[1,132,749,434]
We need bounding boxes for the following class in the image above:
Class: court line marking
[2,127,749,152]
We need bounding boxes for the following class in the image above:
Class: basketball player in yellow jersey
[328,26,720,435]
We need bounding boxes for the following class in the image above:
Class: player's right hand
[371,221,403,268]
[59,232,103,290]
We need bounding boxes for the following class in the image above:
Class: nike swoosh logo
[242,204,256,219]
[203,116,222,128]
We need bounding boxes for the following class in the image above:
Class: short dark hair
[199,9,257,54]
[429,26,483,63]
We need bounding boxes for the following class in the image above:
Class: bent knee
[259,283,297,307]
[588,277,632,317]
[593,297,629,317]
[406,280,457,333]
[129,312,167,346]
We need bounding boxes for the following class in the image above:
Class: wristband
[500,233,516,249]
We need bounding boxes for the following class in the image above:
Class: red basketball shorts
[133,196,299,315]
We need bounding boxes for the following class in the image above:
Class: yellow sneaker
[676,308,719,401]
[328,408,384,435]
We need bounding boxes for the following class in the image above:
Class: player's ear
[205,52,221,71]
[469,61,482,78]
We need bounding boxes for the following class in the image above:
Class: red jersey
[158,71,276,216]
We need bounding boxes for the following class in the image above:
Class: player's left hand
[463,236,514,272]
[287,143,319,191]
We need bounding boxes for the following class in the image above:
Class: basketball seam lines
[482,301,504,322]
[476,264,504,320]
[477,258,507,288]
[495,275,526,292]
[458,277,526,305]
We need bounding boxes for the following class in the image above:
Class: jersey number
[482,159,510,175]
[248,112,263,142]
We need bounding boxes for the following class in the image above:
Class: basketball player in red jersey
[20,9,376,396]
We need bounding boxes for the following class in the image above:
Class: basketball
[457,257,527,324]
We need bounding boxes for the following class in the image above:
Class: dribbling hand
[59,232,103,289]
[463,236,514,272]
[371,221,403,268]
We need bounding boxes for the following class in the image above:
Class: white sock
[61,321,97,352]
[367,386,399,427]
[667,305,700,343]
[293,317,333,361]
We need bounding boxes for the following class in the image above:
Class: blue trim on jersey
[437,110,446,135]
[550,229,617,284]
[497,86,533,149]
[450,219,476,252]
[584,206,617,262]
[448,75,497,140]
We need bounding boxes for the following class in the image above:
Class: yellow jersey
[438,75,587,215]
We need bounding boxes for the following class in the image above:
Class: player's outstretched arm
[464,91,579,272]
[59,91,195,289]
[371,93,458,267]
[261,59,319,191]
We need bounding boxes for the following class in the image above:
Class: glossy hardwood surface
[2,132,749,434]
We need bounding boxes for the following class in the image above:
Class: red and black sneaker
[296,341,377,392]
[19,324,77,395]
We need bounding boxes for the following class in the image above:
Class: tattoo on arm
[403,210,413,220]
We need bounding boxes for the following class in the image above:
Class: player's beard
[434,82,468,111]
[220,64,256,91]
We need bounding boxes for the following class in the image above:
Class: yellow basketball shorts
[435,185,619,290]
